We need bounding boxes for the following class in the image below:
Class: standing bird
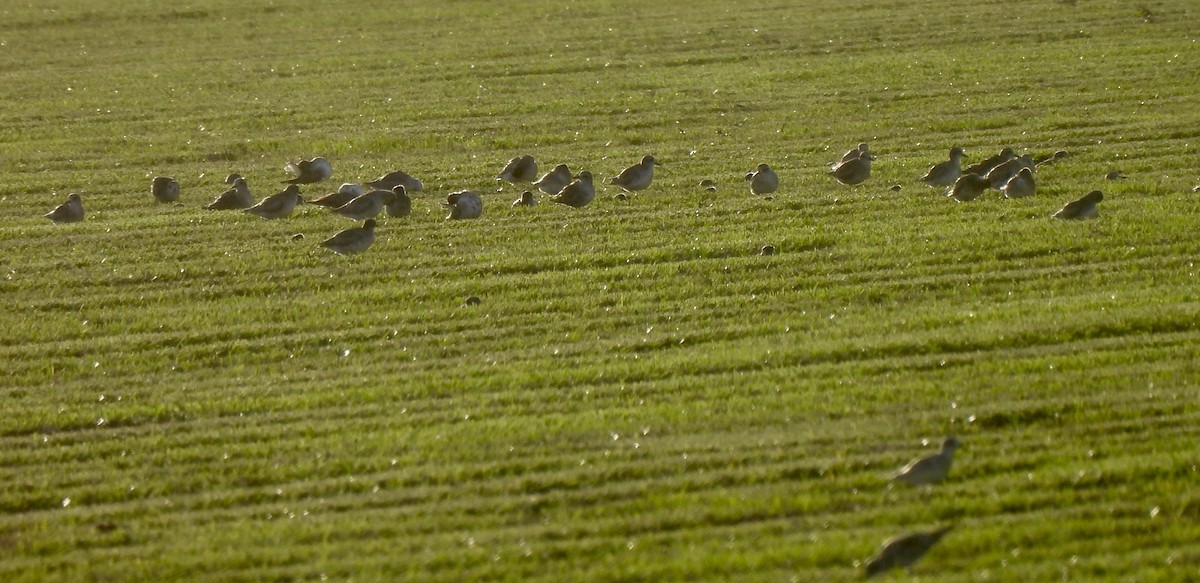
[283,157,332,184]
[365,169,423,192]
[512,191,538,207]
[609,155,658,192]
[963,147,1015,177]
[245,184,304,219]
[1001,167,1036,199]
[891,437,960,487]
[320,219,376,255]
[830,153,875,185]
[309,184,365,209]
[946,174,990,203]
[497,155,538,186]
[552,170,596,208]
[920,147,965,188]
[45,193,85,223]
[745,163,779,195]
[533,164,573,195]
[445,191,483,219]
[205,177,254,210]
[385,185,412,218]
[1053,190,1103,220]
[864,525,954,578]
[152,176,181,203]
[333,189,393,220]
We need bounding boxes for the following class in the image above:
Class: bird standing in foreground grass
[864,525,954,578]
[512,190,538,207]
[309,184,365,209]
[45,193,85,223]
[365,169,424,192]
[830,153,874,185]
[745,163,779,195]
[320,219,376,255]
[609,155,658,192]
[920,146,965,188]
[1001,167,1036,199]
[946,174,990,202]
[205,177,254,210]
[497,155,538,186]
[533,164,573,195]
[553,170,596,208]
[1053,190,1103,220]
[445,191,483,219]
[385,186,412,218]
[245,184,304,219]
[333,189,394,220]
[892,437,960,487]
[152,176,180,203]
[283,156,332,184]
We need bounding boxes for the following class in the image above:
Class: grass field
[2,0,1199,580]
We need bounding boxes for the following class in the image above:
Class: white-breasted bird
[205,177,254,210]
[609,155,658,192]
[445,191,483,219]
[321,219,376,255]
[864,525,954,578]
[891,437,960,487]
[152,176,181,203]
[45,193,84,223]
[1053,190,1103,220]
[552,170,596,208]
[745,163,779,195]
[245,184,304,219]
[920,147,965,188]
[1001,167,1036,199]
[283,157,332,184]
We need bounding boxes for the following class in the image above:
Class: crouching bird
[864,525,954,578]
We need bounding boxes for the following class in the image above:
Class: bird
[745,163,779,195]
[963,147,1015,177]
[385,185,412,218]
[309,184,365,209]
[497,155,538,185]
[840,142,870,163]
[151,176,181,203]
[45,193,84,223]
[245,184,304,219]
[552,170,596,208]
[365,169,424,192]
[283,157,332,184]
[864,525,954,578]
[205,177,254,210]
[946,174,990,202]
[920,147,965,188]
[1105,170,1128,180]
[1053,190,1103,220]
[609,155,658,192]
[699,179,717,193]
[1034,150,1069,167]
[1001,167,1036,199]
[320,219,376,255]
[445,191,483,219]
[830,154,874,185]
[533,164,573,195]
[512,190,538,207]
[223,173,243,185]
[891,437,960,487]
[333,189,394,220]
[986,155,1035,189]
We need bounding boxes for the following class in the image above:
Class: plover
[745,163,779,195]
[283,157,332,184]
[1053,190,1103,220]
[920,147,965,188]
[321,219,376,255]
[245,184,304,219]
[45,193,85,223]
[205,177,254,210]
[609,155,658,192]
[552,170,596,208]
[151,176,181,203]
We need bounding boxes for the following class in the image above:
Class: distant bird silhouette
[864,525,953,578]
[1001,167,1036,199]
[892,437,960,487]
[309,184,365,209]
[365,169,424,192]
[321,219,376,255]
[283,157,332,184]
[385,185,412,218]
[245,184,304,219]
[533,164,573,195]
[609,155,658,192]
[333,189,393,220]
[205,177,254,210]
[1053,190,1103,220]
[920,147,965,188]
[946,174,990,202]
[830,154,874,185]
[512,190,538,207]
[745,163,779,195]
[497,155,538,185]
[963,147,1015,177]
[552,170,596,208]
[45,193,84,223]
[445,191,483,219]
[152,176,181,203]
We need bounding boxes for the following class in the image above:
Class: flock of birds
[40,143,1117,257]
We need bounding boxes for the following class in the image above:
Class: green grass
[2,0,1199,580]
